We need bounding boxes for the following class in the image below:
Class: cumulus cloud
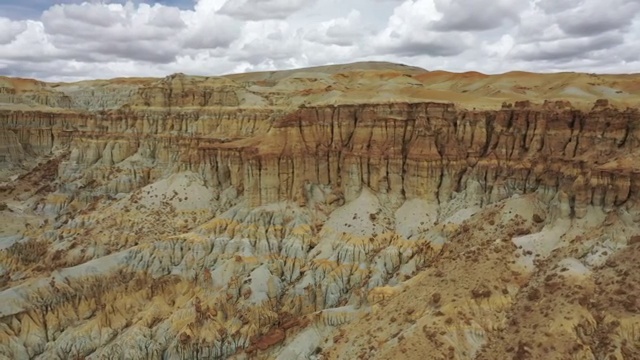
[219,0,316,20]
[0,18,27,45]
[305,10,368,46]
[230,20,304,64]
[372,0,471,57]
[520,0,640,39]
[430,0,527,32]
[37,3,191,63]
[512,33,625,61]
[509,0,640,65]
[0,0,639,81]
[536,0,640,36]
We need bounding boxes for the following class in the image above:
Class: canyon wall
[2,97,638,216]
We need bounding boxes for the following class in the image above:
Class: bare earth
[0,62,639,360]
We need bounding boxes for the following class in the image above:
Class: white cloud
[0,0,639,81]
[305,10,367,47]
[0,17,27,45]
[372,0,471,57]
[219,0,316,20]
[509,0,640,65]
[536,0,640,36]
[231,20,303,64]
[430,0,527,32]
[512,32,625,61]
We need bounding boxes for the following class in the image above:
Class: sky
[0,0,639,81]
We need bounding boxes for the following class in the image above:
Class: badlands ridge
[1,62,640,359]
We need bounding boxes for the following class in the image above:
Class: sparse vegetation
[6,239,48,265]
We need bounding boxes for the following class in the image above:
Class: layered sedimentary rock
[1,62,639,359]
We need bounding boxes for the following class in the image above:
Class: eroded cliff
[1,62,639,360]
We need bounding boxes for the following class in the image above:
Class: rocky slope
[0,62,639,359]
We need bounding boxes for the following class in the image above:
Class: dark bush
[6,239,48,265]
